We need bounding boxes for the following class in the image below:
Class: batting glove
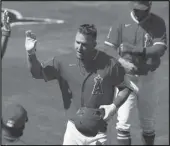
[1,10,11,36]
[99,103,117,122]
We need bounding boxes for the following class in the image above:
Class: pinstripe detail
[117,129,131,139]
[153,42,167,46]
[104,41,115,47]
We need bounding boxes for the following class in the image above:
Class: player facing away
[25,24,137,145]
[104,1,167,145]
[1,103,28,145]
[1,10,11,59]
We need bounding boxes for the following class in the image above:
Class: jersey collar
[77,49,99,75]
[130,11,151,24]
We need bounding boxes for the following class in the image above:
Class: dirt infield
[2,2,169,145]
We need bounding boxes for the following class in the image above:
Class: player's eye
[76,41,87,47]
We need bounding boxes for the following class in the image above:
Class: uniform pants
[63,119,113,145]
[116,72,157,140]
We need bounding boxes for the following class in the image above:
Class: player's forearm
[101,88,131,119]
[1,30,11,59]
[27,53,43,79]
[130,45,167,58]
[112,87,131,109]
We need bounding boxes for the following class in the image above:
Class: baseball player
[1,10,11,59]
[1,103,28,145]
[104,1,167,145]
[24,24,137,145]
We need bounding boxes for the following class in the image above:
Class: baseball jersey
[105,12,167,75]
[41,50,125,119]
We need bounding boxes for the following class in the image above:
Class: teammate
[24,24,137,145]
[1,11,28,145]
[1,103,28,145]
[1,10,11,59]
[104,1,167,145]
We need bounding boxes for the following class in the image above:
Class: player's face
[132,8,150,21]
[74,32,96,60]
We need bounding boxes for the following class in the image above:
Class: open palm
[25,30,37,54]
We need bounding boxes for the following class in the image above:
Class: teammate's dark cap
[130,1,152,10]
[2,104,28,129]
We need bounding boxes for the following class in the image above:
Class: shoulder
[96,50,115,63]
[148,13,166,29]
[55,51,77,66]
[117,12,133,26]
[96,50,119,69]
[147,13,166,37]
[150,13,165,23]
[110,13,134,33]
[49,51,76,66]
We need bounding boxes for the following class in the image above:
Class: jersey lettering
[144,33,153,47]
[92,74,104,95]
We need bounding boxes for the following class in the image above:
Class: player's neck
[81,49,98,66]
[78,49,98,73]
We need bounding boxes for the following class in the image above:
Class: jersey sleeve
[150,15,167,47]
[41,56,60,82]
[105,22,122,49]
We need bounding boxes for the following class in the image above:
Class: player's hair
[78,24,97,40]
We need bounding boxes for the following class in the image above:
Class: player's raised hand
[1,10,11,31]
[25,30,37,55]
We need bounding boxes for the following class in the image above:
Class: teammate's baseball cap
[2,103,28,129]
[130,1,152,10]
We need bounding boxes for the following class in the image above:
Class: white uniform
[63,120,114,145]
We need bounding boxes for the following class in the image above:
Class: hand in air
[25,30,37,54]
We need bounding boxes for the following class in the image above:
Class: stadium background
[2,1,169,145]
